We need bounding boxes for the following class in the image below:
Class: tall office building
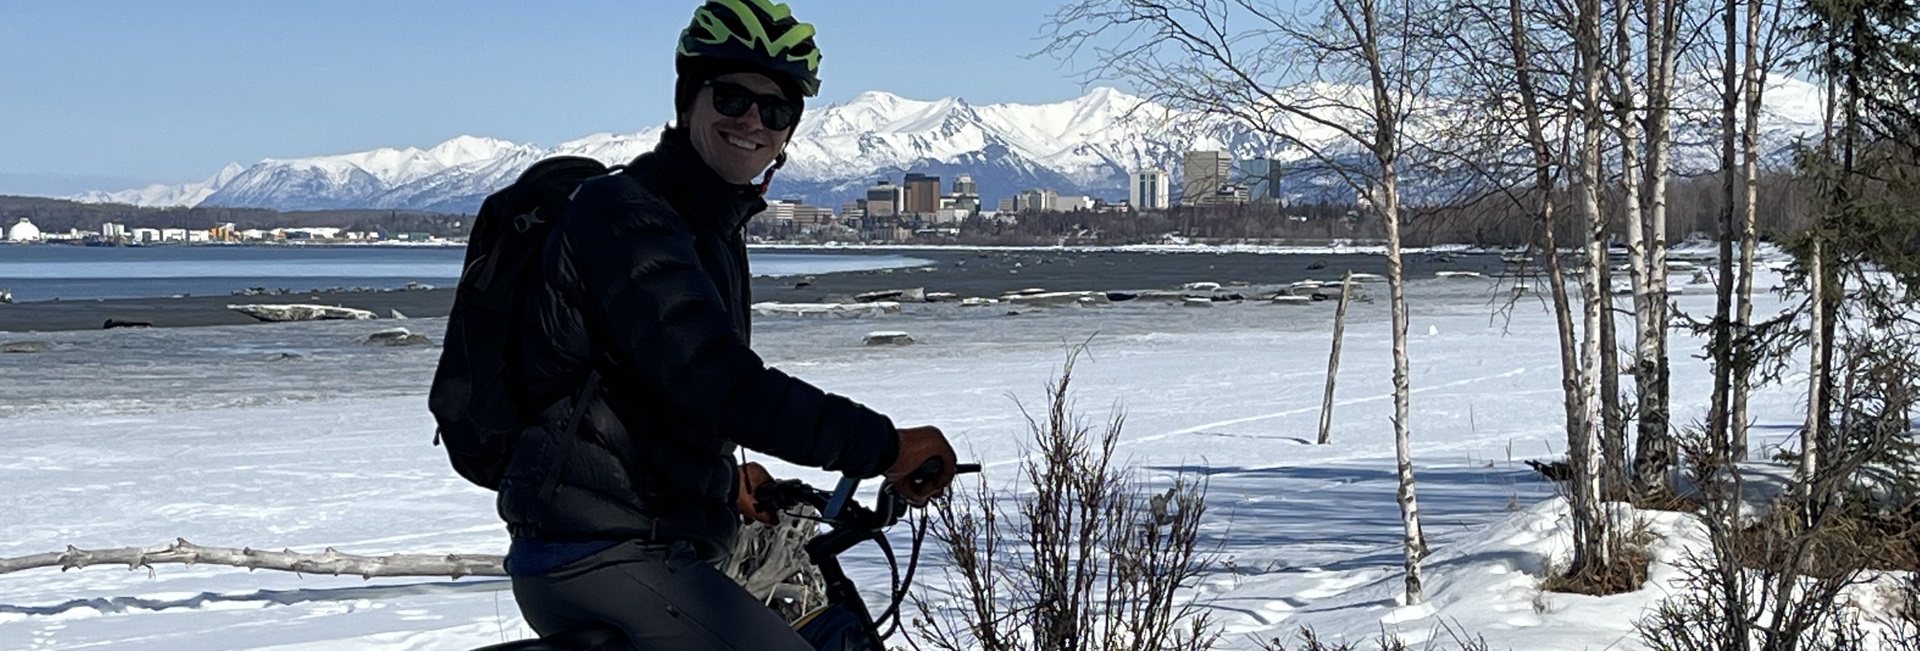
[1129,168,1170,211]
[1016,189,1058,212]
[1241,157,1284,202]
[866,181,904,218]
[1181,150,1231,204]
[949,173,981,213]
[903,173,942,215]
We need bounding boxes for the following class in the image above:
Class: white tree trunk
[1710,0,1743,463]
[1803,236,1825,493]
[1350,0,1423,605]
[1571,0,1613,574]
[1505,0,1588,518]
[1383,171,1427,604]
[1732,0,1770,462]
[1632,0,1682,497]
[1318,271,1356,445]
[1609,0,1650,500]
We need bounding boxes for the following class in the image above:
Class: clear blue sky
[0,1,1109,196]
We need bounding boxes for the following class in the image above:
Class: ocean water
[0,244,929,302]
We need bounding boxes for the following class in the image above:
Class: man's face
[685,72,796,185]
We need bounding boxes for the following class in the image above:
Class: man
[498,2,958,648]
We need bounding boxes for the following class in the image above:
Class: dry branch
[0,539,503,579]
[1,525,826,623]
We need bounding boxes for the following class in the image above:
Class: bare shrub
[1540,511,1656,596]
[1879,571,1920,650]
[1529,464,1656,596]
[910,349,1219,651]
[1637,332,1920,651]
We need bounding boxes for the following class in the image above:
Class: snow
[66,80,1829,212]
[69,163,246,208]
[0,255,1901,650]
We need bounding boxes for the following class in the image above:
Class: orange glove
[883,426,958,506]
[736,461,779,525]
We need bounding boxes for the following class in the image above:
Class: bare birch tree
[1711,0,1746,468]
[1494,0,1597,523]
[1041,0,1437,603]
[1429,0,1637,584]
[1730,0,1797,461]
[1604,0,1649,499]
[1433,0,1602,518]
[1630,0,1685,499]
[1568,0,1615,575]
[1731,0,1763,463]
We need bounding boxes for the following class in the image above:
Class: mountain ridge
[70,82,1825,214]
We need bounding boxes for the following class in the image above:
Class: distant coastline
[0,246,932,305]
[1,237,1471,255]
[0,248,1509,333]
[0,239,464,248]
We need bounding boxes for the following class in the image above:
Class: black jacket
[497,129,900,559]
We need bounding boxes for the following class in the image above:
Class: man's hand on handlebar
[736,461,780,525]
[883,426,958,507]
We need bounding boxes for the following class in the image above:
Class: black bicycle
[473,460,979,651]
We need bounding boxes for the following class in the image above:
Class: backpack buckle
[513,211,544,233]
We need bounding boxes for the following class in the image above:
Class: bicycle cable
[875,508,932,642]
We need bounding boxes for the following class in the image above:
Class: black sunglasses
[703,79,799,131]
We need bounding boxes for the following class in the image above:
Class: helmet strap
[757,151,788,197]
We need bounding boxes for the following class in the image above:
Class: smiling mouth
[723,133,762,152]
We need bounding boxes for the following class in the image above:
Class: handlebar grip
[908,457,945,481]
[907,458,982,482]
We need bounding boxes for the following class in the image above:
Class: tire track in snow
[974,366,1535,473]
[1132,366,1533,446]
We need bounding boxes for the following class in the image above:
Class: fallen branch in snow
[2,527,826,622]
[0,539,504,579]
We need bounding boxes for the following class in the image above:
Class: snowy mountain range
[71,82,1826,215]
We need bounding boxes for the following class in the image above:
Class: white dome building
[5,218,41,242]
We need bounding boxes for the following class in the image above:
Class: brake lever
[820,462,984,527]
[822,474,860,521]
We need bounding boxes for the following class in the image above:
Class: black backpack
[429,156,613,490]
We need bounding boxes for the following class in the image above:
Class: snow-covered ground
[0,261,1868,650]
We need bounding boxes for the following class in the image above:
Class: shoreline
[0,248,1508,333]
[4,239,1487,254]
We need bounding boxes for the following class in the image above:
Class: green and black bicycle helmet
[673,0,822,120]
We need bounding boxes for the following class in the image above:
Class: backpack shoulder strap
[537,369,604,504]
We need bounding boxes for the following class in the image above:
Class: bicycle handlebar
[753,462,982,530]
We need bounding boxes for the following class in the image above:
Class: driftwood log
[0,512,827,620]
[0,539,502,579]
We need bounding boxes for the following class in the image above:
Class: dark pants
[511,539,815,651]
